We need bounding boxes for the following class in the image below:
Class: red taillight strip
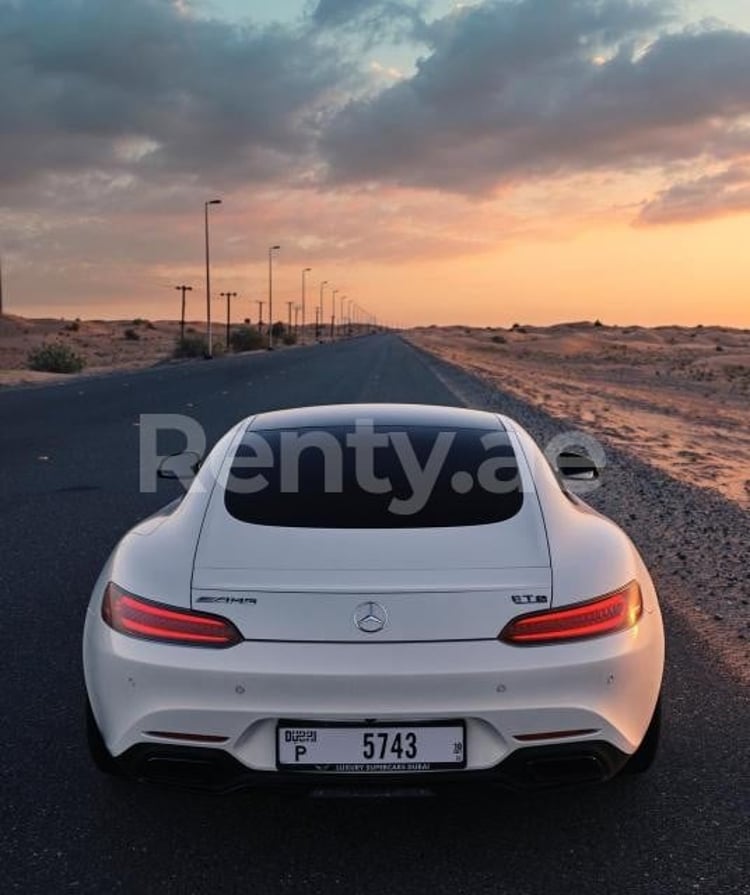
[120,618,230,644]
[500,582,642,645]
[102,583,242,648]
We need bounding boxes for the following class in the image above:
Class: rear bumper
[115,739,631,793]
[84,601,663,781]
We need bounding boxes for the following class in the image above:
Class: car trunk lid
[192,506,551,643]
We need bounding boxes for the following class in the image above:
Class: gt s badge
[511,594,549,605]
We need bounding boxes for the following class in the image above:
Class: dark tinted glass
[224,425,523,528]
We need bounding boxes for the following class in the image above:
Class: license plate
[277,721,466,773]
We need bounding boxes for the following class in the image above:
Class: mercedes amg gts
[83,403,664,791]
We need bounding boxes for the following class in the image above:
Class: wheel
[85,697,123,777]
[622,694,661,774]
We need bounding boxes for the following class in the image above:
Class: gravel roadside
[411,341,750,685]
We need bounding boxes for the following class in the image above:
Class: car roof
[245,403,505,431]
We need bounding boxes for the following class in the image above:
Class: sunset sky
[1,0,750,327]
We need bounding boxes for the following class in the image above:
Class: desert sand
[408,322,750,510]
[0,314,197,387]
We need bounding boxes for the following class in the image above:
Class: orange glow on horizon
[8,201,750,329]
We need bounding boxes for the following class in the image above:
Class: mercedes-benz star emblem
[353,601,388,633]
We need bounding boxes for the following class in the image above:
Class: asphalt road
[0,335,747,894]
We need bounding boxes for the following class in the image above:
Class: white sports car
[83,404,664,791]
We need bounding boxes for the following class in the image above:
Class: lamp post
[301,267,311,343]
[204,199,222,358]
[268,245,280,350]
[330,288,338,340]
[175,285,193,342]
[255,300,265,332]
[318,280,327,340]
[339,293,346,339]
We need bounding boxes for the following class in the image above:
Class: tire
[622,694,661,774]
[85,697,123,777]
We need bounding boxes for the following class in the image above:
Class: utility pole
[175,285,192,341]
[255,300,265,332]
[220,291,237,350]
[286,301,293,338]
[0,255,4,317]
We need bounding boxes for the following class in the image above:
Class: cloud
[637,162,750,225]
[0,0,344,191]
[320,1,750,198]
[311,0,429,43]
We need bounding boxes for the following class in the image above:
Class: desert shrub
[185,326,196,333]
[27,341,85,373]
[174,334,208,358]
[594,319,603,327]
[271,321,286,339]
[282,333,297,346]
[64,320,80,332]
[146,321,156,330]
[123,327,140,341]
[229,326,264,352]
[132,317,147,326]
[491,334,507,344]
[715,344,724,352]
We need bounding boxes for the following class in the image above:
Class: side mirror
[157,451,203,480]
[556,450,599,481]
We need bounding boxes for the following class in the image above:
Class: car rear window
[223,424,523,528]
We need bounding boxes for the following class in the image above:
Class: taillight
[500,581,643,645]
[102,583,242,648]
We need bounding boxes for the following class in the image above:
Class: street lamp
[330,288,338,340]
[204,199,222,358]
[339,293,346,339]
[318,280,328,340]
[268,245,281,350]
[301,267,311,343]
